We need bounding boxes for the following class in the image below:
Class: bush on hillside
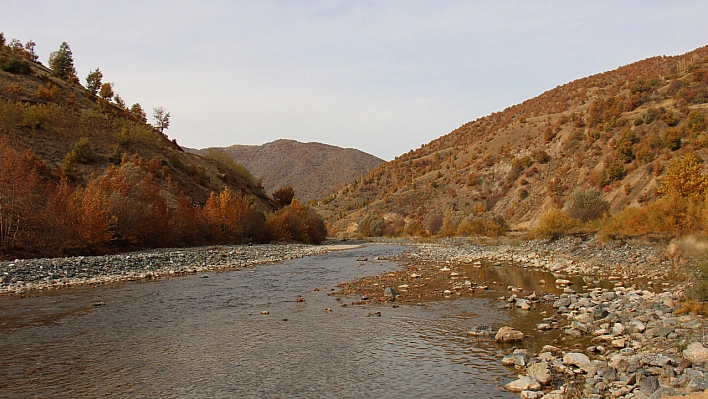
[599,193,706,237]
[566,188,610,222]
[528,209,580,240]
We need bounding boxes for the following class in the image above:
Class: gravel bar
[0,242,363,294]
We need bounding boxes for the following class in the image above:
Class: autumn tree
[153,106,170,134]
[0,141,45,254]
[99,82,114,100]
[130,103,147,123]
[273,185,295,208]
[85,68,103,95]
[24,40,38,62]
[49,41,76,80]
[114,95,126,109]
[658,152,708,199]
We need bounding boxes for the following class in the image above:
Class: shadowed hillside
[191,139,384,202]
[316,45,708,238]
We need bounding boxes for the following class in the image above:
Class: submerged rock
[467,325,496,336]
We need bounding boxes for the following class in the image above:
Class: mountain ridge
[190,139,384,202]
[315,45,708,237]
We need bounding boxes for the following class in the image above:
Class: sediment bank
[0,242,362,294]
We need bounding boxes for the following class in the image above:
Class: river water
[0,244,593,398]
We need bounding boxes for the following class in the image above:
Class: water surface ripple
[0,245,520,398]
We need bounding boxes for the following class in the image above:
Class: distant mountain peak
[191,140,384,202]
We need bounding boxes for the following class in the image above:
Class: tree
[153,107,170,134]
[0,33,5,47]
[658,152,708,199]
[130,103,147,123]
[114,95,126,109]
[85,68,103,95]
[24,40,38,62]
[49,41,76,80]
[273,185,295,208]
[99,82,114,100]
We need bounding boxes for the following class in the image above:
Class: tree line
[0,139,326,259]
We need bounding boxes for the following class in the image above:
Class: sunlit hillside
[317,45,708,238]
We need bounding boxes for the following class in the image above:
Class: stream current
[0,244,595,398]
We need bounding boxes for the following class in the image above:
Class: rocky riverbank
[0,242,362,295]
[341,236,708,398]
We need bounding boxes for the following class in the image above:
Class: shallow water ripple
[0,245,519,398]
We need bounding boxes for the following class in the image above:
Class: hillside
[316,45,708,237]
[190,139,384,202]
[0,55,272,209]
[0,35,328,258]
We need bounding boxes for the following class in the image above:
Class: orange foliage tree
[0,141,45,254]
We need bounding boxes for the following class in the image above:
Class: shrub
[457,215,506,237]
[529,209,579,240]
[599,194,706,237]
[272,185,295,208]
[532,150,551,164]
[73,137,94,164]
[566,188,610,222]
[664,128,683,151]
[607,160,626,182]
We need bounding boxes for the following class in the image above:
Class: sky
[2,1,708,160]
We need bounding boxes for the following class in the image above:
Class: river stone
[496,326,524,343]
[383,287,398,297]
[527,362,552,385]
[562,353,605,374]
[612,323,624,335]
[601,291,618,301]
[520,390,543,399]
[553,298,571,308]
[592,307,609,319]
[630,320,647,333]
[682,319,703,329]
[504,376,541,392]
[684,342,708,365]
[565,328,582,338]
[502,353,527,367]
[641,375,659,394]
[467,325,496,336]
[516,299,531,310]
[686,377,708,392]
[563,352,591,368]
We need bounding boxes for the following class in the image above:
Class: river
[0,244,592,398]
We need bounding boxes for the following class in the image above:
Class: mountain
[190,139,384,202]
[0,45,273,210]
[316,45,708,237]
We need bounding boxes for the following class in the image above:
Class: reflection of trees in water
[461,263,567,294]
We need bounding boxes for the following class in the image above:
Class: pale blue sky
[3,1,708,160]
